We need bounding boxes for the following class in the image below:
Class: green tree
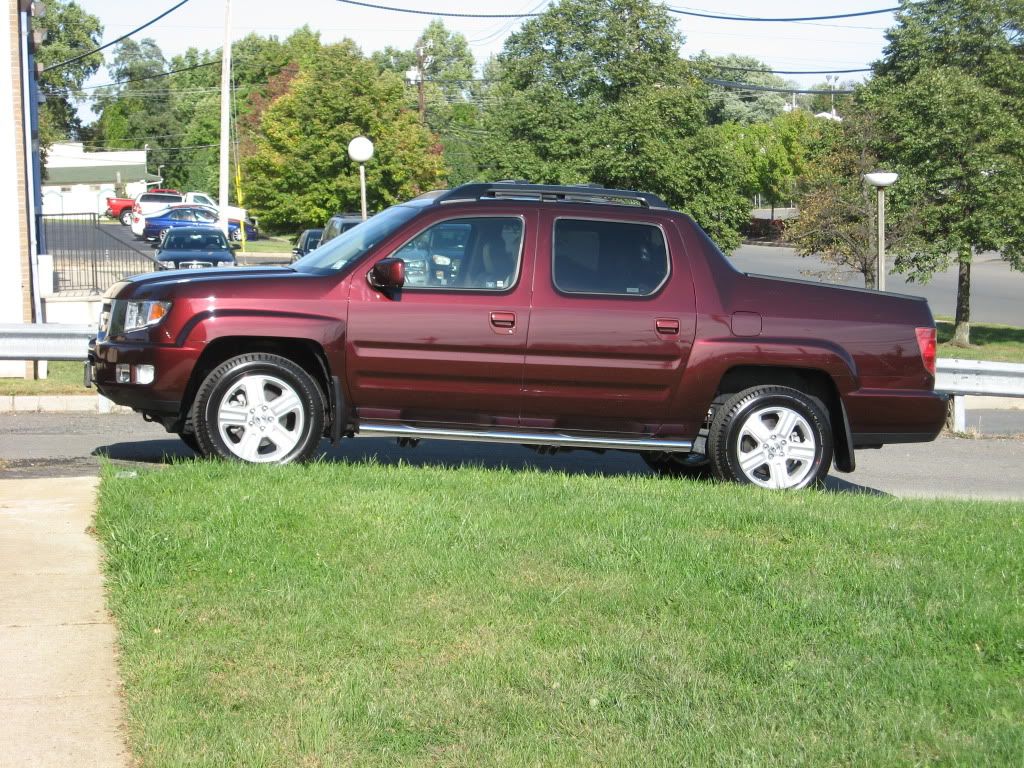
[34,0,104,155]
[691,53,793,125]
[478,0,748,249]
[787,112,915,286]
[867,0,1024,345]
[373,20,480,184]
[721,111,815,218]
[243,41,443,232]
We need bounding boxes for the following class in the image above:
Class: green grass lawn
[97,461,1024,767]
[0,361,89,396]
[937,318,1024,363]
[236,235,293,254]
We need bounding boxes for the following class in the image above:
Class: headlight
[122,300,172,333]
[159,260,176,270]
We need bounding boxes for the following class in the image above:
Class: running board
[355,424,693,453]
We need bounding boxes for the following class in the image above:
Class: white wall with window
[42,143,155,215]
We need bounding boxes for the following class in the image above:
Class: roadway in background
[1,414,1021,500]
[731,245,1024,326]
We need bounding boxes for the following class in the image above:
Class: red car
[106,189,182,225]
[87,183,945,489]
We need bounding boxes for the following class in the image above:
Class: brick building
[1,1,41,378]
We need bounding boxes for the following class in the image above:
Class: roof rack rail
[436,182,669,209]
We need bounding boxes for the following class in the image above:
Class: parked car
[88,182,946,488]
[130,192,186,237]
[292,228,324,262]
[319,213,363,246]
[106,188,183,225]
[153,227,237,270]
[141,205,258,242]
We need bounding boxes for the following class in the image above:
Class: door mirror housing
[368,258,405,290]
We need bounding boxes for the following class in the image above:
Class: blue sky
[74,0,897,90]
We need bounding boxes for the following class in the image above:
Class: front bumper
[88,337,201,418]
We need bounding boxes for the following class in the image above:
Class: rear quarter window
[553,219,669,296]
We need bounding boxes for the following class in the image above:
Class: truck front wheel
[707,385,832,490]
[192,353,324,464]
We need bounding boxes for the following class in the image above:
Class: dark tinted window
[393,217,523,290]
[553,219,669,296]
[163,229,229,251]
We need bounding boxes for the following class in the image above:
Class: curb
[0,395,132,414]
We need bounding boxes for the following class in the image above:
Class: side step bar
[355,423,693,453]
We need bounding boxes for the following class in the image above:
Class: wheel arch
[712,365,855,473]
[181,336,335,430]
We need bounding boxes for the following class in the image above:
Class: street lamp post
[863,171,899,291]
[347,136,374,221]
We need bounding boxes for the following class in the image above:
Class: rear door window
[552,219,669,296]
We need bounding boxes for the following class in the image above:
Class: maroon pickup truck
[88,183,945,489]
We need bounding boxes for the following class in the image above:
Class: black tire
[191,353,325,464]
[119,209,133,226]
[641,451,713,479]
[707,385,832,490]
[178,431,202,455]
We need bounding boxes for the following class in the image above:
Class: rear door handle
[490,311,516,329]
[655,318,679,335]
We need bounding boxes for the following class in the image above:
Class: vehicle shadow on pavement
[92,438,889,496]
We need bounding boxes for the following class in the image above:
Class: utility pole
[217,0,233,236]
[415,45,427,122]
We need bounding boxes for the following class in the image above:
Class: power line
[704,63,871,75]
[335,1,898,23]
[42,0,193,74]
[78,59,221,91]
[667,5,899,22]
[335,0,540,17]
[702,77,855,94]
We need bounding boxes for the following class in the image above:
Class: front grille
[178,261,214,269]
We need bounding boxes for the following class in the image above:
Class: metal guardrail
[0,327,1020,431]
[935,358,1024,432]
[0,323,95,361]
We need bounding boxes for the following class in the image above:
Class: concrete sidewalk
[0,477,129,768]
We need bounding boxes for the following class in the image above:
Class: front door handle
[655,318,679,335]
[490,311,516,329]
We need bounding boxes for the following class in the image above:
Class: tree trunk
[770,202,775,221]
[951,248,972,347]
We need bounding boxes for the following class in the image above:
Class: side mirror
[150,241,159,249]
[230,242,241,250]
[292,248,302,256]
[368,258,405,291]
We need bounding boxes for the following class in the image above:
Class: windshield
[293,204,422,273]
[163,229,229,251]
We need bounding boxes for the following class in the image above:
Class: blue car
[142,205,259,242]
[154,227,237,270]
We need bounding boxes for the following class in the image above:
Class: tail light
[133,202,141,213]
[915,327,937,377]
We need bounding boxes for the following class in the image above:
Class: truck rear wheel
[192,353,324,464]
[119,209,132,226]
[707,385,832,490]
